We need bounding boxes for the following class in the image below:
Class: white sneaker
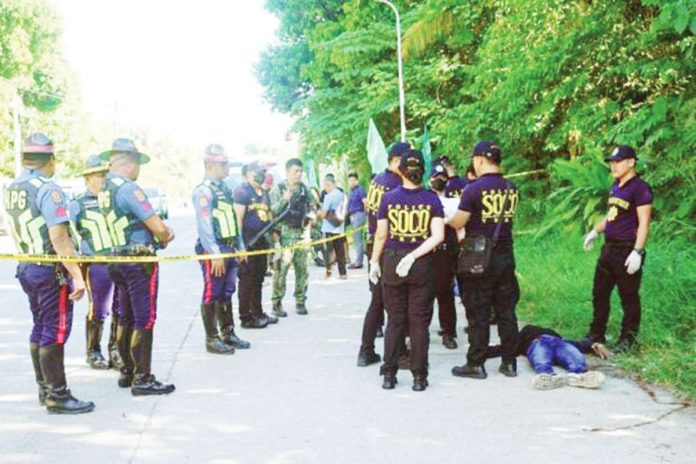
[567,371,605,389]
[532,373,566,390]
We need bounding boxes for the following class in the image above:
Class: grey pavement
[0,214,694,464]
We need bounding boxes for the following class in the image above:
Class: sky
[50,0,297,158]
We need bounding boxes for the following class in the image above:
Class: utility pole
[376,0,407,142]
[13,94,22,177]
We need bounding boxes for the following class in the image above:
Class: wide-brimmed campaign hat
[203,144,229,163]
[99,138,150,164]
[82,154,110,176]
[23,133,54,155]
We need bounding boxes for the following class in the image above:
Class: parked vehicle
[144,187,169,219]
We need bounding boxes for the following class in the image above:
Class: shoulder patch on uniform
[51,190,63,204]
[199,195,209,207]
[134,188,146,202]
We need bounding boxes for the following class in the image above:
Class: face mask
[430,178,446,191]
[253,171,266,185]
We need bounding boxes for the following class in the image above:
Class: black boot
[442,334,458,350]
[357,348,381,367]
[201,304,235,354]
[412,373,429,392]
[272,301,287,318]
[499,360,517,377]
[108,314,124,370]
[30,342,48,405]
[116,323,134,388]
[130,328,175,396]
[85,318,109,369]
[216,302,250,350]
[39,344,94,414]
[451,363,487,379]
[295,302,308,315]
[382,371,397,390]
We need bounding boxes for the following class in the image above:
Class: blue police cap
[389,142,411,159]
[472,140,501,163]
[605,145,637,162]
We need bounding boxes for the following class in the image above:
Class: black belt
[219,238,238,247]
[111,245,156,256]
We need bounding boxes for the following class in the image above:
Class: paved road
[0,214,694,464]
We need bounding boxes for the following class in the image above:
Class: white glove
[396,253,416,277]
[624,250,642,275]
[368,261,381,285]
[583,230,599,251]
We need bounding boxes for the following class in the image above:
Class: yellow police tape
[0,227,365,264]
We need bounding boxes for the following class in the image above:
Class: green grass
[513,232,696,400]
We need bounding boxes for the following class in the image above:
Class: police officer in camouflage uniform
[270,158,319,316]
[6,133,94,414]
[192,144,250,353]
[69,155,121,370]
[99,138,175,396]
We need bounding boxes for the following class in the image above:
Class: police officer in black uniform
[6,133,94,414]
[234,161,278,328]
[449,141,520,380]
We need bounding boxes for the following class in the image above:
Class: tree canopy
[257,0,696,237]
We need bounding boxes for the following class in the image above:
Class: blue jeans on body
[526,334,587,375]
[350,211,366,266]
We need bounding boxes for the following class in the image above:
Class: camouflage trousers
[272,226,309,305]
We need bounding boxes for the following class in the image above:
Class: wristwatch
[633,247,645,256]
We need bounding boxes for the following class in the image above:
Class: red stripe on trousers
[56,285,68,345]
[146,263,159,330]
[204,261,213,304]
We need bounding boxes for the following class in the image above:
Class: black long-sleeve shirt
[487,325,593,358]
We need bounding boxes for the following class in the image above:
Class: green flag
[422,125,432,182]
[307,158,319,189]
[367,118,388,174]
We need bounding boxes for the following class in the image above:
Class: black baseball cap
[472,140,501,163]
[389,142,411,160]
[400,149,425,172]
[605,145,637,162]
[430,161,448,178]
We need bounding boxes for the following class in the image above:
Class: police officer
[583,145,652,351]
[99,138,175,395]
[429,161,459,349]
[356,142,408,367]
[69,155,120,370]
[192,144,251,353]
[450,141,520,380]
[369,149,445,391]
[270,158,319,316]
[234,161,278,329]
[6,133,94,414]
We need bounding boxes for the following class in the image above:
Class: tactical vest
[200,179,239,241]
[74,192,112,255]
[4,175,54,254]
[99,176,141,248]
[279,182,309,228]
